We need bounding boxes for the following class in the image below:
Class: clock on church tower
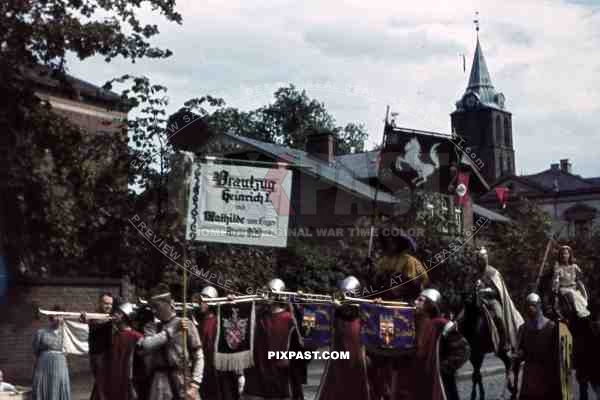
[450,37,515,186]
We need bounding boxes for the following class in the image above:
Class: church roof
[455,38,506,112]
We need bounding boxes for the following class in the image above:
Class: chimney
[305,131,335,163]
[559,159,572,174]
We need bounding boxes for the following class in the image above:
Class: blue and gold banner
[294,303,333,348]
[359,303,415,351]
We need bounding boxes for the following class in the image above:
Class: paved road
[70,355,588,400]
[302,355,586,400]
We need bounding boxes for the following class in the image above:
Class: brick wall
[0,277,132,384]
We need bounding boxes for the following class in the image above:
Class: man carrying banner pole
[242,279,297,400]
[194,286,241,400]
[368,231,427,400]
[137,292,204,400]
[315,276,371,400]
[80,293,114,400]
[394,289,469,400]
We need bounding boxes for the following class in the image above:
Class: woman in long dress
[552,245,590,319]
[32,305,71,400]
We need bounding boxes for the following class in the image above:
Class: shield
[295,303,332,348]
[360,303,415,356]
[223,307,248,350]
[558,321,573,400]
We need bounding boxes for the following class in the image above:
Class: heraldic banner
[215,301,256,373]
[293,303,333,349]
[359,303,415,354]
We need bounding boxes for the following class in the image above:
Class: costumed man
[81,292,114,400]
[399,288,470,400]
[510,293,561,400]
[474,246,524,354]
[368,231,427,400]
[242,278,297,400]
[195,286,241,400]
[315,276,371,400]
[289,300,310,400]
[371,230,428,302]
[106,302,145,400]
[137,292,204,400]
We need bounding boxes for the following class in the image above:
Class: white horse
[394,137,441,186]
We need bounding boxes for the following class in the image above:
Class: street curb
[457,365,505,382]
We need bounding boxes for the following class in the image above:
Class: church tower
[451,32,515,185]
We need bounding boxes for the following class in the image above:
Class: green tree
[0,0,181,277]
[208,85,368,155]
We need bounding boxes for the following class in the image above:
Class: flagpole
[368,105,389,259]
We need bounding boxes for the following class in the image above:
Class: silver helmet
[200,286,219,299]
[116,302,136,319]
[339,276,361,294]
[420,288,442,305]
[526,292,541,305]
[267,278,286,292]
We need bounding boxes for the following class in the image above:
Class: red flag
[455,172,470,206]
[494,187,510,209]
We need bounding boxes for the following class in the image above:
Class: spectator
[32,305,71,400]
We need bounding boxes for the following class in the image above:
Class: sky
[67,0,600,178]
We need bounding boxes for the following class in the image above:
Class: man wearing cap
[242,279,298,400]
[397,288,469,400]
[137,292,204,400]
[474,246,523,354]
[105,302,145,400]
[316,276,370,400]
[510,293,561,400]
[194,286,240,400]
[371,229,428,303]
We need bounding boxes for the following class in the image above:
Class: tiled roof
[521,169,595,192]
[26,66,122,106]
[335,150,380,179]
[473,203,511,223]
[224,132,397,203]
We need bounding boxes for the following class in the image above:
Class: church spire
[455,16,505,111]
[467,38,494,91]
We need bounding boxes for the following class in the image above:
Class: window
[572,220,592,239]
[504,118,511,146]
[495,116,503,146]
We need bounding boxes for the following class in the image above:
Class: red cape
[243,308,295,399]
[199,313,240,400]
[316,306,370,400]
[105,329,143,400]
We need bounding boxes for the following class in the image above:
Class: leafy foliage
[208,85,368,155]
[0,0,180,278]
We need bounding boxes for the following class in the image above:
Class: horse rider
[474,246,523,354]
[551,245,590,321]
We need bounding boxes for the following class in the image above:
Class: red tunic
[316,305,370,400]
[243,307,295,399]
[105,329,144,400]
[392,316,446,400]
[199,313,240,400]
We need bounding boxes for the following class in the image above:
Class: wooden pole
[368,105,390,259]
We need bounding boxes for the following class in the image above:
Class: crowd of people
[27,238,594,400]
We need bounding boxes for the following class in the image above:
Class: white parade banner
[186,158,293,247]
